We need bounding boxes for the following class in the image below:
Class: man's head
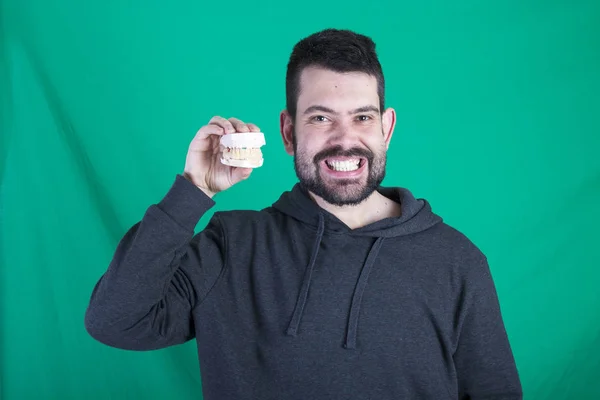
[280,28,396,207]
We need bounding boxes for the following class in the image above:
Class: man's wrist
[156,174,217,231]
[182,172,216,198]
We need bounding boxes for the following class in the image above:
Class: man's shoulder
[418,220,487,263]
[213,205,279,219]
[211,205,287,229]
[432,221,482,245]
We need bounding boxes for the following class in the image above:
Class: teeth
[326,159,360,171]
[224,147,262,160]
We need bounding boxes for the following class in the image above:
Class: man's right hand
[183,116,261,198]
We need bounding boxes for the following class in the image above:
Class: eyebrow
[303,105,380,115]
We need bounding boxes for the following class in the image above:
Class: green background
[2,0,599,398]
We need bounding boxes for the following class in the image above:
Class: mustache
[313,145,374,164]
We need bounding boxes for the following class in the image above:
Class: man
[85,28,522,399]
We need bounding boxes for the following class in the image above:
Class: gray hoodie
[85,174,522,399]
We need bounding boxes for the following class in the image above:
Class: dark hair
[285,28,385,122]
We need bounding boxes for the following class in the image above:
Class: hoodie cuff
[157,174,216,232]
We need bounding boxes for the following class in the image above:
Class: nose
[326,121,359,147]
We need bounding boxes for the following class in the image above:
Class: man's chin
[320,190,374,207]
[295,161,385,206]
[302,180,375,207]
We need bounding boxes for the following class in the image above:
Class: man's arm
[453,255,523,399]
[84,174,226,350]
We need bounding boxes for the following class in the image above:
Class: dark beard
[292,135,387,207]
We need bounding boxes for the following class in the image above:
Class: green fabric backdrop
[2,0,599,399]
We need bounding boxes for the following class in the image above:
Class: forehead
[297,66,379,111]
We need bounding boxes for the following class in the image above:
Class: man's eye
[313,115,328,122]
[357,115,371,121]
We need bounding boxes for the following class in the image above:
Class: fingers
[228,117,250,133]
[209,116,236,134]
[231,166,253,184]
[246,123,261,132]
[194,124,226,142]
[207,116,261,134]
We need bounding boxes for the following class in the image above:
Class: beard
[292,131,387,207]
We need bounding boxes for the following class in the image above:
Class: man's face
[281,66,396,206]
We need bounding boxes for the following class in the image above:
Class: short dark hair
[285,28,385,122]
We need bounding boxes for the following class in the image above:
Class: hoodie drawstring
[286,213,325,337]
[285,213,386,350]
[344,237,385,349]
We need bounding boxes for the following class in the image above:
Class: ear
[280,109,295,155]
[381,107,397,149]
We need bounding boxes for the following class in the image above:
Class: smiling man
[85,29,523,399]
[281,63,399,228]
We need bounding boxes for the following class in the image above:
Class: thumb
[231,167,252,184]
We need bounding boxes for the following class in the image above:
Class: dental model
[220,131,266,168]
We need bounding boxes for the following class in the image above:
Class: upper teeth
[327,159,360,171]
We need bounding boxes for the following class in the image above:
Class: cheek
[294,143,314,159]
[296,137,324,155]
[365,139,387,159]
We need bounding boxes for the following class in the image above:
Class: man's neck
[309,190,402,230]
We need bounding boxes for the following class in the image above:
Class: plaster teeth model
[220,132,266,168]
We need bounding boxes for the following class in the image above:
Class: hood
[273,183,442,237]
[272,183,443,349]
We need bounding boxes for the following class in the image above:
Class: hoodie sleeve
[84,174,226,351]
[453,255,523,399]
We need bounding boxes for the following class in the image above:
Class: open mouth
[326,159,361,171]
[322,157,367,173]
